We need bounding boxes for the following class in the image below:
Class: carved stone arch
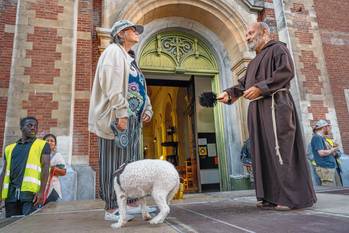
[102,0,258,60]
[139,31,218,74]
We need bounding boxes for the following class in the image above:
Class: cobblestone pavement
[1,188,349,233]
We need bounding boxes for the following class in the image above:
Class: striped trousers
[98,116,141,210]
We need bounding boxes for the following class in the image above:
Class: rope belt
[250,88,289,165]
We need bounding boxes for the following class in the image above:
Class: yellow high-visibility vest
[2,138,46,199]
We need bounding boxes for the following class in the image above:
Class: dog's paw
[110,221,126,229]
[149,217,164,224]
[110,223,121,229]
[142,212,152,221]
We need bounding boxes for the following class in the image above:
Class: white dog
[111,159,180,229]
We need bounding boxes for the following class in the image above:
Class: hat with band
[313,119,330,130]
[111,20,144,38]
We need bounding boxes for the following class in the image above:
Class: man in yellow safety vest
[0,116,50,217]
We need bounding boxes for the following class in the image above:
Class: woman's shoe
[104,210,135,221]
[273,205,291,211]
[126,206,157,215]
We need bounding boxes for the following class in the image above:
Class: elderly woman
[88,20,153,221]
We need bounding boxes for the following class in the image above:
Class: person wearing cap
[311,119,338,186]
[88,19,153,221]
[323,134,343,186]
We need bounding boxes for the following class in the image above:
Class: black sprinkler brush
[199,91,218,107]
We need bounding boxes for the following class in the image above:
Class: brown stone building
[1,0,348,199]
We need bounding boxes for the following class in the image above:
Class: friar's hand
[217,91,238,104]
[217,91,235,104]
[243,86,262,100]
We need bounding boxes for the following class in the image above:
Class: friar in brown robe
[218,22,317,209]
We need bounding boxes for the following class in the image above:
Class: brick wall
[25,27,62,84]
[0,0,18,155]
[282,1,341,145]
[258,1,278,40]
[23,92,58,132]
[3,0,75,159]
[314,0,349,152]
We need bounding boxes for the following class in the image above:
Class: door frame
[139,31,231,191]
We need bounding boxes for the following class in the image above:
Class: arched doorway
[139,31,226,192]
[96,0,261,191]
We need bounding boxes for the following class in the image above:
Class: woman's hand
[117,117,128,131]
[141,113,151,123]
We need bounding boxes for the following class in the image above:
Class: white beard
[248,35,263,52]
[248,41,257,51]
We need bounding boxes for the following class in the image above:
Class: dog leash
[110,117,140,191]
[112,160,129,193]
[111,117,145,204]
[250,88,288,165]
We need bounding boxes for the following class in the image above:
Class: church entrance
[139,31,231,192]
[143,74,220,192]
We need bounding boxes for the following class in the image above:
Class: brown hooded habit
[226,40,317,208]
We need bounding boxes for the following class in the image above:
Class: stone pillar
[229,58,253,189]
[73,165,96,200]
[59,165,78,201]
[96,27,111,52]
[70,0,96,199]
[102,0,118,28]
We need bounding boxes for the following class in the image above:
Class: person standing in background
[0,117,50,217]
[43,134,66,203]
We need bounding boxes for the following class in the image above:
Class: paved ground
[1,188,349,233]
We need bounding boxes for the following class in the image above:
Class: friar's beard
[248,34,264,52]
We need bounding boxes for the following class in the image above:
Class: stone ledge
[241,0,264,12]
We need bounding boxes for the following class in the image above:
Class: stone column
[228,58,253,190]
[96,27,112,53]
[102,0,120,28]
[69,0,96,200]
